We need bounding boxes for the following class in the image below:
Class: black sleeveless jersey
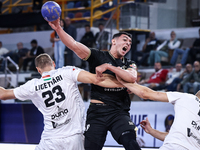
[85,48,137,111]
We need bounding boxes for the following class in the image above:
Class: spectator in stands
[80,24,94,69]
[0,41,9,71]
[81,0,89,7]
[139,62,168,89]
[0,42,29,71]
[94,23,109,51]
[7,42,29,64]
[23,39,44,71]
[136,32,161,66]
[153,63,183,91]
[170,29,200,66]
[64,17,77,66]
[170,47,190,66]
[188,28,200,64]
[180,61,200,94]
[148,31,181,66]
[50,31,55,48]
[172,63,193,92]
[0,41,9,57]
[32,0,42,12]
[54,19,66,69]
[80,24,94,48]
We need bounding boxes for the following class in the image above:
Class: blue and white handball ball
[41,1,61,22]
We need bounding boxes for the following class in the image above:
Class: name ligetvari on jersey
[35,75,63,91]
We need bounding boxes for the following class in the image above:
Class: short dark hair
[31,39,37,44]
[112,32,132,39]
[85,24,90,28]
[98,23,104,26]
[35,53,53,69]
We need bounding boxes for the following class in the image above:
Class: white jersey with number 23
[14,66,85,140]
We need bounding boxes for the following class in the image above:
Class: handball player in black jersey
[48,18,141,150]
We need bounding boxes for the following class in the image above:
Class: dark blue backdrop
[0,103,43,143]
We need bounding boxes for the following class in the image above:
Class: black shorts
[84,103,136,148]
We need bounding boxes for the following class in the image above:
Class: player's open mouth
[122,46,128,51]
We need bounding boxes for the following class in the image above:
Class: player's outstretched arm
[77,70,123,88]
[116,76,169,102]
[48,18,90,59]
[0,87,16,100]
[140,118,168,141]
[96,63,137,83]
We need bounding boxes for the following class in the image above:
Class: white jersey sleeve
[14,66,85,140]
[14,80,36,101]
[166,92,189,104]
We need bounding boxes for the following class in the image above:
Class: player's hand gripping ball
[41,1,61,22]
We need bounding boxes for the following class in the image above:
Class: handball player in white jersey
[0,54,120,150]
[97,63,200,150]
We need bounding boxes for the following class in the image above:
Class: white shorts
[35,134,84,150]
[159,143,189,150]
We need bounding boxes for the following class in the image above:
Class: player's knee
[119,130,141,150]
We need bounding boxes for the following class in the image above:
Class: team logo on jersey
[42,75,51,81]
[52,118,71,129]
[104,87,125,92]
[130,63,137,69]
[187,128,200,145]
[85,124,90,132]
[51,106,68,120]
[129,121,134,125]
[191,120,200,131]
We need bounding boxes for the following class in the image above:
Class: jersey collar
[108,51,125,62]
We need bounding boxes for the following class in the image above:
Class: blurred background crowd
[0,0,200,100]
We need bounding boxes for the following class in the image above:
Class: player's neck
[110,49,122,59]
[41,66,55,74]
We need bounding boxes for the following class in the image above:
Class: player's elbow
[130,76,137,83]
[126,69,137,83]
[126,74,136,83]
[73,41,88,59]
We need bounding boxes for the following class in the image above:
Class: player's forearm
[122,82,151,99]
[0,87,15,100]
[98,74,123,88]
[55,27,89,59]
[78,71,123,88]
[122,82,168,102]
[106,65,136,83]
[149,128,168,141]
[56,26,74,47]
[0,87,6,100]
